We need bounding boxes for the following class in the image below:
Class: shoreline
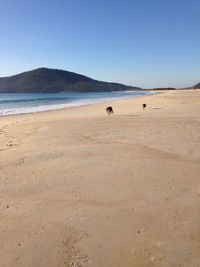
[0,90,156,122]
[0,88,197,123]
[0,91,153,117]
[0,89,200,266]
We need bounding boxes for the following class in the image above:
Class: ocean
[0,91,151,116]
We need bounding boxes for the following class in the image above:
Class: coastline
[0,91,152,117]
[0,89,200,266]
[0,90,155,123]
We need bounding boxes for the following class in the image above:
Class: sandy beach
[0,89,200,267]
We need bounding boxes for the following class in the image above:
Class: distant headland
[0,68,142,93]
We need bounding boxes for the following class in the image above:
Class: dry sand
[0,89,200,267]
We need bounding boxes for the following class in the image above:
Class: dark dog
[143,103,147,110]
[106,106,114,115]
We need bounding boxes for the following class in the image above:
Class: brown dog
[106,106,114,115]
[143,103,147,110]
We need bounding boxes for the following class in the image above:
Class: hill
[193,82,200,89]
[0,68,141,93]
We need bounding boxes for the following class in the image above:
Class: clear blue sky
[0,0,199,88]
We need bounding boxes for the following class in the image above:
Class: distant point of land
[0,67,141,93]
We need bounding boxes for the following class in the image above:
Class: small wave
[0,97,69,104]
[0,101,98,116]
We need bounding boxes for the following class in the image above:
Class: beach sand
[0,89,200,267]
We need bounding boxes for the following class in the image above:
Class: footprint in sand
[6,139,18,147]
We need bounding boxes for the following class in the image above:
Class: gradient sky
[0,0,199,88]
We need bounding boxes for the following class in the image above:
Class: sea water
[0,91,151,116]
